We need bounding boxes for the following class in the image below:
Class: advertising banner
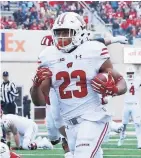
[1,30,51,61]
[124,47,141,64]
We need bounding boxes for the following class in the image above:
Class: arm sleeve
[38,49,49,68]
[10,83,19,97]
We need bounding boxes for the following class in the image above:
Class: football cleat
[42,137,53,150]
[51,137,61,145]
[117,134,126,146]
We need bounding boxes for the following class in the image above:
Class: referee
[1,71,19,114]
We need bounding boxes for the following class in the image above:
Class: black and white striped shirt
[1,81,19,104]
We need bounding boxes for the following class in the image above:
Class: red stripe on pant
[90,122,109,158]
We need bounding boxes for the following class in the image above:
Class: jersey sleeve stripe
[37,61,41,64]
[100,52,108,56]
[102,48,108,51]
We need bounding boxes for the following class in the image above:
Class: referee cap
[3,71,9,76]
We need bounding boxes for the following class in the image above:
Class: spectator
[1,1,141,40]
[70,2,76,11]
[7,16,16,29]
[129,8,137,19]
[30,20,40,30]
[126,25,134,45]
[1,1,10,11]
[13,8,25,25]
[136,2,141,17]
[1,16,9,29]
[136,28,141,38]
[110,1,118,11]
[27,1,33,9]
[115,8,124,19]
[112,19,120,36]
[23,95,31,119]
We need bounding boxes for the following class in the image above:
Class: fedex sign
[1,32,25,52]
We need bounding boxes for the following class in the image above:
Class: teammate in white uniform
[1,114,38,150]
[0,105,21,158]
[118,65,141,148]
[31,12,127,158]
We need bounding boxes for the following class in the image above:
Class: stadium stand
[0,1,141,40]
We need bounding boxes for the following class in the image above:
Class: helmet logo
[57,14,66,25]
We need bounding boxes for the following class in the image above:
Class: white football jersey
[2,114,35,136]
[124,77,141,104]
[38,41,110,120]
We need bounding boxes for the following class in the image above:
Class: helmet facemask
[53,28,76,52]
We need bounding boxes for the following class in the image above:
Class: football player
[39,32,128,157]
[0,106,21,158]
[1,112,38,150]
[31,12,127,158]
[118,65,141,149]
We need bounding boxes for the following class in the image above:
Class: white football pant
[20,123,38,149]
[65,118,109,158]
[122,103,141,146]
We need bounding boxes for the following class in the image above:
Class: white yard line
[53,148,138,151]
[20,154,63,156]
[19,154,141,157]
[104,156,141,157]
[103,143,137,145]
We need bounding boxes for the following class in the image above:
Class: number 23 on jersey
[56,70,88,99]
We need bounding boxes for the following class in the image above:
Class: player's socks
[62,138,70,153]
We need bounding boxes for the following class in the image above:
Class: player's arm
[6,131,11,148]
[104,36,128,45]
[99,59,127,95]
[30,68,52,106]
[91,42,127,96]
[10,124,20,148]
[93,36,128,46]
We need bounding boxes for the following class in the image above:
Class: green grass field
[14,124,141,158]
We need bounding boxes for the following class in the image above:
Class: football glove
[32,67,52,87]
[91,72,118,96]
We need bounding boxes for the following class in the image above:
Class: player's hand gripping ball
[91,72,118,96]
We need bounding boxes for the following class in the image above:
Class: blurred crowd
[93,1,141,39]
[1,1,141,40]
